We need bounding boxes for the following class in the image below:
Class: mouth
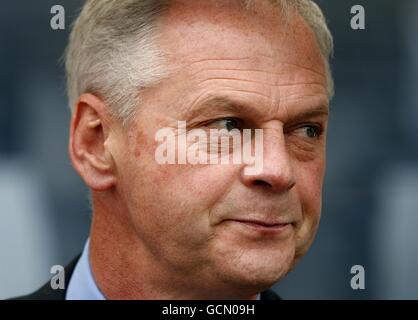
[223,219,294,237]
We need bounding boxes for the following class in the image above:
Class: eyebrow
[186,96,329,122]
[286,104,329,122]
[186,96,267,121]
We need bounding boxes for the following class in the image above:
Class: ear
[69,93,117,191]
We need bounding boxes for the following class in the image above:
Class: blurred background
[0,0,417,299]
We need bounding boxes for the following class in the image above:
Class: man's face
[112,0,329,296]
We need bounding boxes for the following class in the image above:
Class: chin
[215,248,295,292]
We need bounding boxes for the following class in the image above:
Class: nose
[240,124,296,193]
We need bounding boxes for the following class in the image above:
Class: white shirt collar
[65,238,106,300]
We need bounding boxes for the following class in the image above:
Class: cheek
[128,135,238,241]
[148,166,236,241]
[293,159,324,251]
[297,157,325,207]
[128,166,239,263]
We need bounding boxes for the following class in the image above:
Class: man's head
[67,0,333,299]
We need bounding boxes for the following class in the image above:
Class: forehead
[153,0,328,120]
[160,0,325,74]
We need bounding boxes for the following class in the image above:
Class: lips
[223,218,293,237]
[225,218,292,227]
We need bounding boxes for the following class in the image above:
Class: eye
[294,124,323,139]
[210,118,241,132]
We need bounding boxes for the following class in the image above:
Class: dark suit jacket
[11,255,281,300]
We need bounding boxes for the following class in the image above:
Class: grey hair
[65,0,334,124]
[65,0,171,123]
[292,0,334,98]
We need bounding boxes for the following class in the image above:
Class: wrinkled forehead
[158,0,325,78]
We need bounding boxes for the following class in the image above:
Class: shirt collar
[65,238,106,300]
